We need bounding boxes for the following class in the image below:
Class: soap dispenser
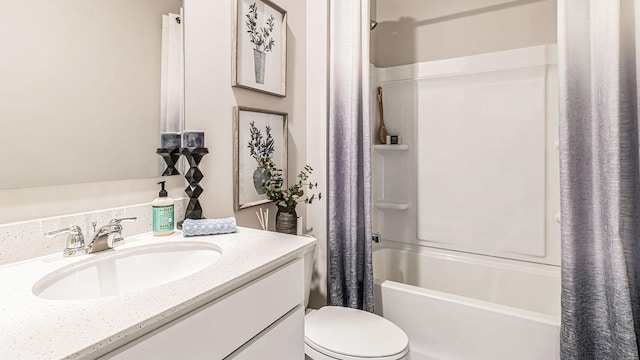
[153,181,175,236]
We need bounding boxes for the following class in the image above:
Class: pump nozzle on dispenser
[157,181,168,197]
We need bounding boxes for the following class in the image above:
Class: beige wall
[0,0,325,305]
[185,0,328,308]
[372,0,557,67]
[0,0,311,243]
[0,0,182,223]
[0,177,185,224]
[0,0,181,189]
[183,0,307,230]
[306,0,329,308]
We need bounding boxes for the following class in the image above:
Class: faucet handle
[45,225,83,238]
[109,217,137,225]
[109,217,137,247]
[45,225,86,257]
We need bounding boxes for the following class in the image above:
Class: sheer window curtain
[558,0,640,358]
[328,0,374,311]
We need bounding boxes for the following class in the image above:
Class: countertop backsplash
[0,198,187,266]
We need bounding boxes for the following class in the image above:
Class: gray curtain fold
[327,0,374,311]
[559,0,640,358]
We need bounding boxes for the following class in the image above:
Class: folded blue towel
[182,217,237,237]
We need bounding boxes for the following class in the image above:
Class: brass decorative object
[377,86,388,144]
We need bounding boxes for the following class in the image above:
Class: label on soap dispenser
[153,205,174,233]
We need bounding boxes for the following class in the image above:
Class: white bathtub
[373,245,561,360]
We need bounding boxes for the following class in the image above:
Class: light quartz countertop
[0,227,316,360]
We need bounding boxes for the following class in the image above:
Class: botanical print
[236,109,286,209]
[247,121,274,194]
[245,3,275,84]
[234,0,286,96]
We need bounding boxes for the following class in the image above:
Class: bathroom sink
[33,242,222,300]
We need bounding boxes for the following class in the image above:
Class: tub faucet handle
[372,233,381,243]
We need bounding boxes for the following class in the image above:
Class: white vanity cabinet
[101,259,304,360]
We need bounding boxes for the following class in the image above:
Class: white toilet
[303,250,410,360]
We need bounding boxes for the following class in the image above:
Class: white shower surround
[371,45,561,359]
[373,246,560,360]
[372,44,560,265]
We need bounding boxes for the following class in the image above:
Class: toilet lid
[305,306,409,359]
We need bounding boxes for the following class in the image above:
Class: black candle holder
[178,147,209,229]
[156,148,181,176]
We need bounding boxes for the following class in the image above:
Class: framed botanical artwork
[234,107,288,210]
[232,0,287,97]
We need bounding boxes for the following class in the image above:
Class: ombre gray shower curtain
[559,0,640,358]
[328,0,374,311]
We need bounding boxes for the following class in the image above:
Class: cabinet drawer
[227,306,304,360]
[103,259,304,360]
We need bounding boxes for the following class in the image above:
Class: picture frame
[232,0,287,97]
[234,107,288,210]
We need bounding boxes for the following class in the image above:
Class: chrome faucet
[85,217,136,253]
[45,217,137,256]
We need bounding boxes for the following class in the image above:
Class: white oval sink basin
[33,242,221,300]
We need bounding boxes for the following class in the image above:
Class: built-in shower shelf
[373,144,411,152]
[374,200,410,210]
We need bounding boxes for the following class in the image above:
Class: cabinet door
[228,306,304,360]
